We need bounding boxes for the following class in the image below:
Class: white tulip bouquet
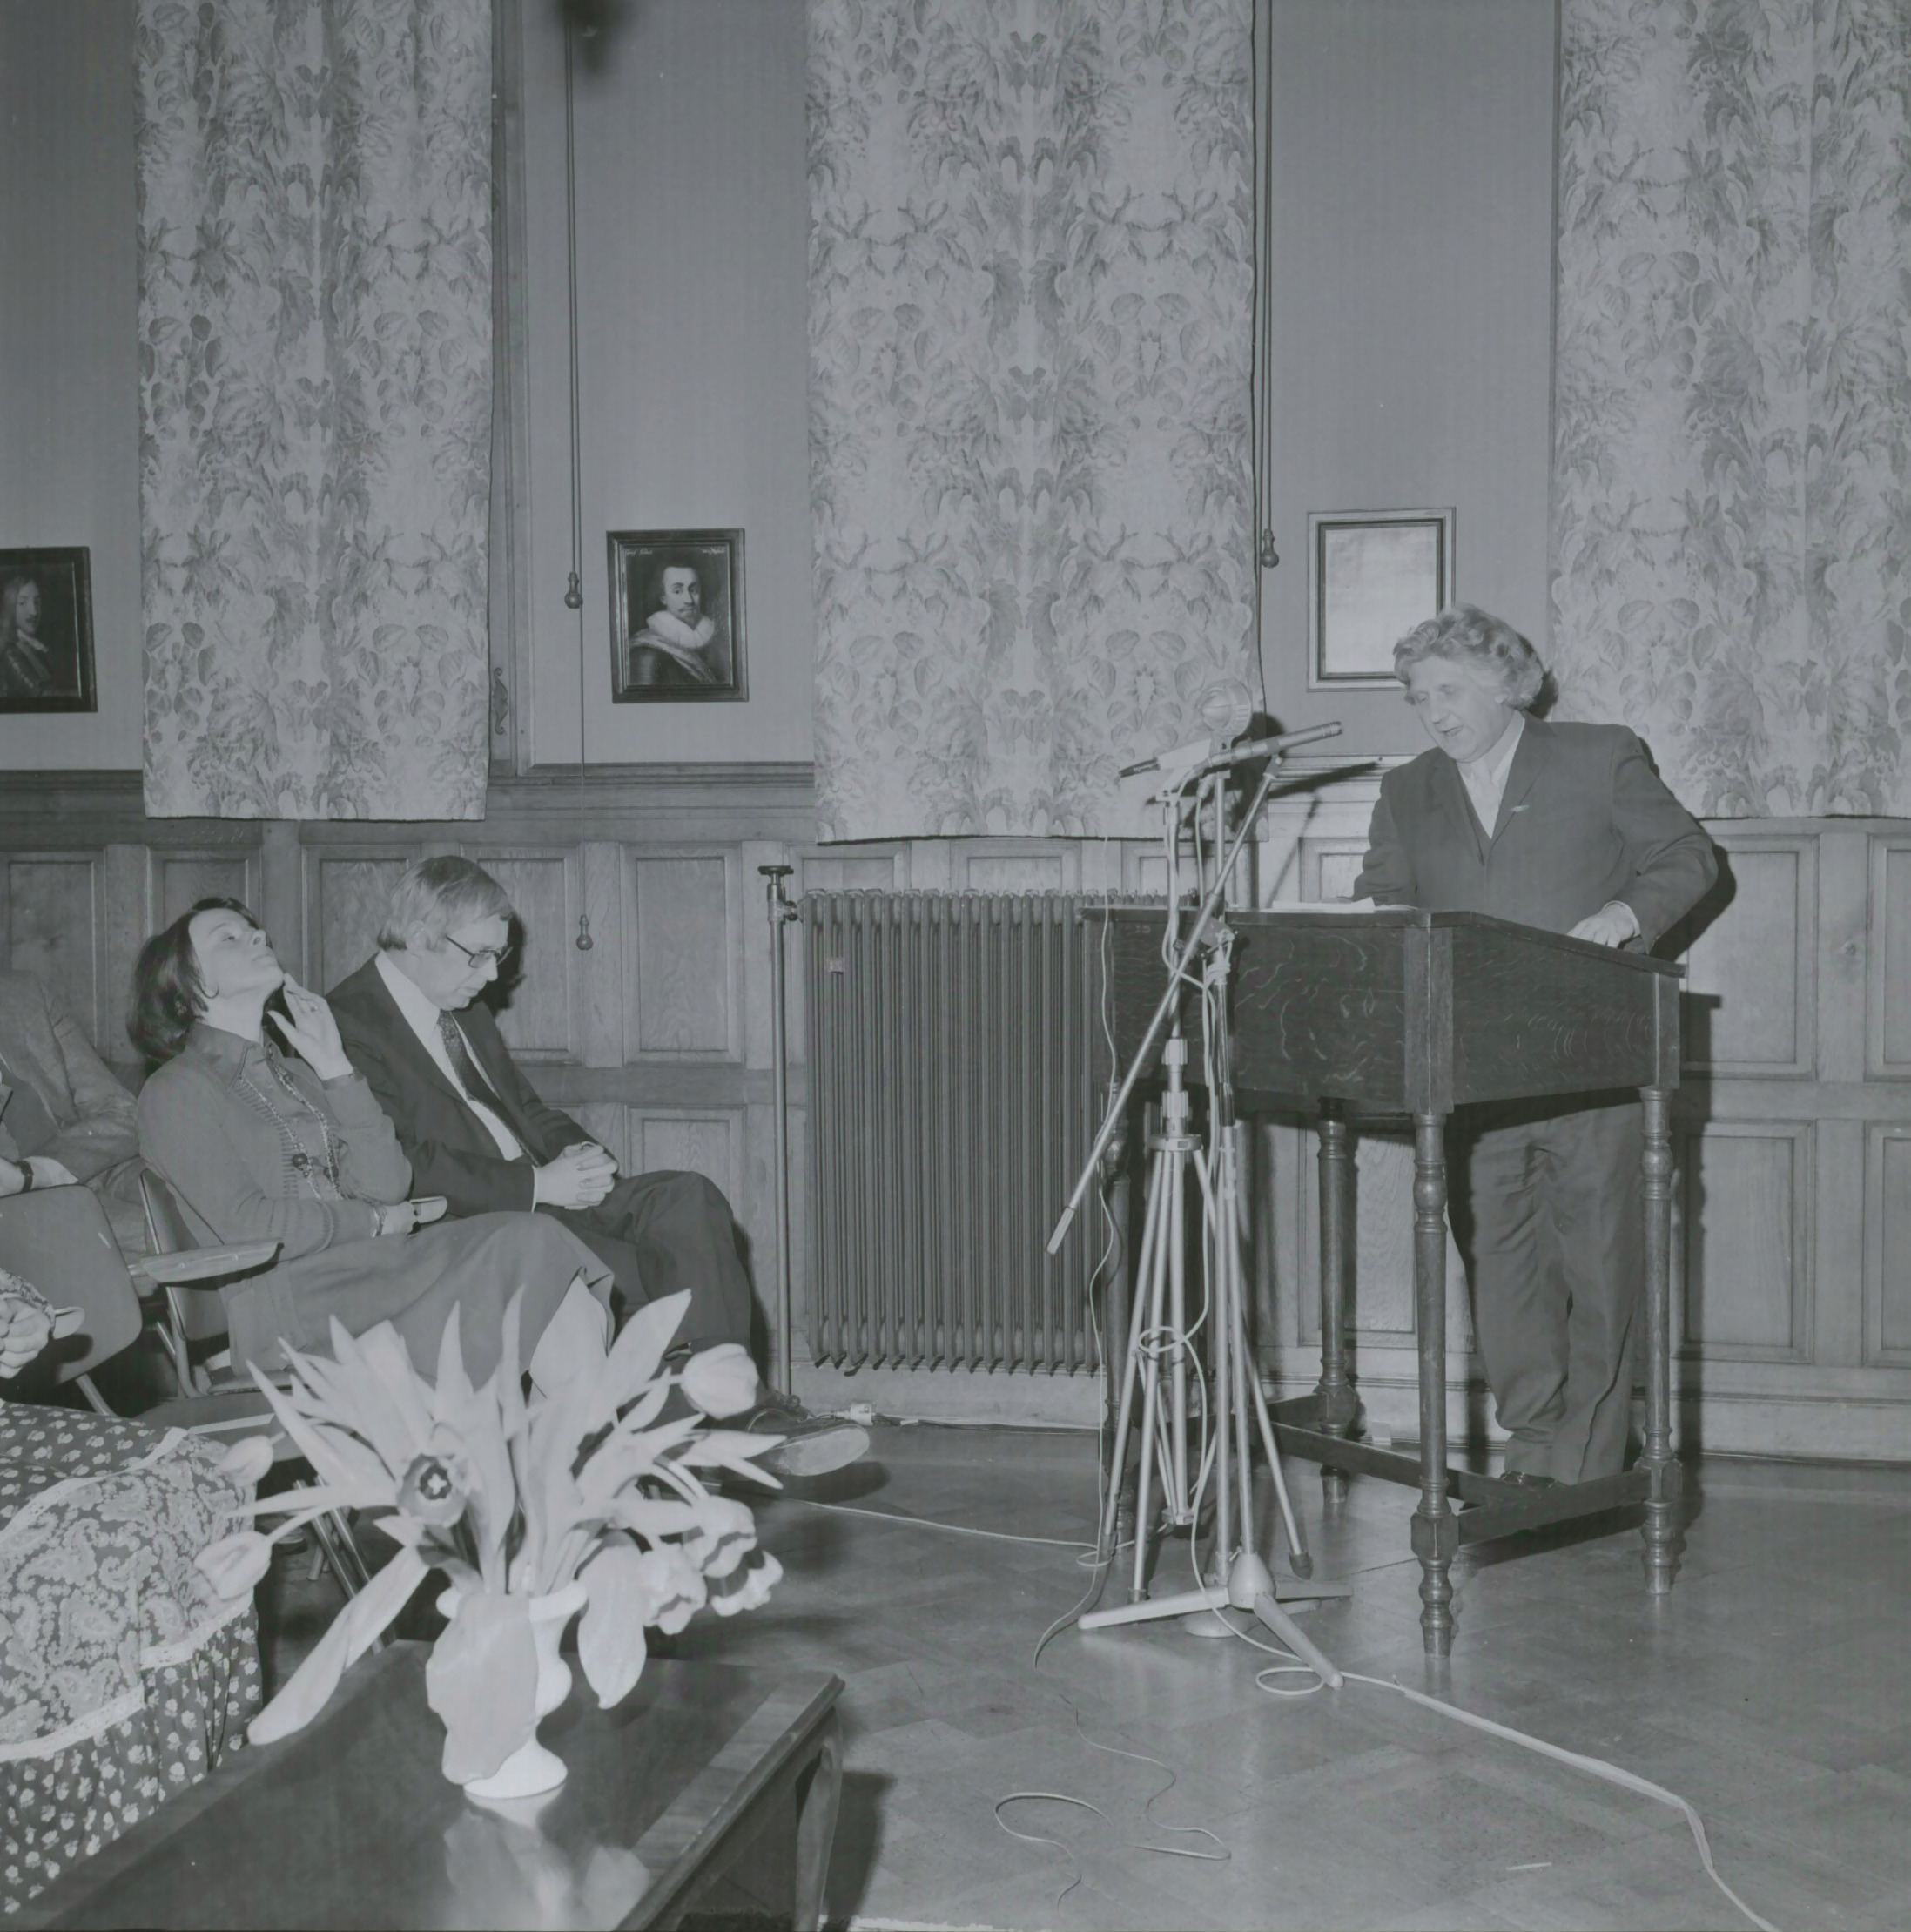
[195,1288,782,1783]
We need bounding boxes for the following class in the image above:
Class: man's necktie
[437,1013,515,1129]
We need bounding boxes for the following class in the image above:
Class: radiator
[803,892,1128,1373]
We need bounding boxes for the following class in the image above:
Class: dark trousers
[1448,1096,1643,1484]
[545,1168,754,1356]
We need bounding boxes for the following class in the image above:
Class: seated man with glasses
[327,857,866,1476]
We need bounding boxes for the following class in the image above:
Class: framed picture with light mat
[1307,509,1455,690]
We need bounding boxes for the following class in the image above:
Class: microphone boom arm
[1047,754,1286,1257]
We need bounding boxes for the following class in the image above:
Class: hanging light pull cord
[562,17,592,951]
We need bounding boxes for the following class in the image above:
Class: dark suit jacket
[327,957,589,1218]
[1354,717,1716,946]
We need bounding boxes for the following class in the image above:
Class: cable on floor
[784,1498,1095,1552]
[1210,1612,1780,1932]
[1343,1670,1780,1932]
[993,1693,1229,1908]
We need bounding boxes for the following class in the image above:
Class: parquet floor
[264,1426,1911,1930]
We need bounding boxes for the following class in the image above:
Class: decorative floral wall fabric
[1550,0,1911,818]
[137,0,493,820]
[808,0,1258,841]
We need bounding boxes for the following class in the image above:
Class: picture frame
[607,528,746,703]
[0,547,97,713]
[1307,509,1455,689]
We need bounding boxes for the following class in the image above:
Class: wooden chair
[0,1182,369,1597]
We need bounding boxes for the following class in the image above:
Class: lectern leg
[1638,1085,1683,1593]
[1315,1101,1358,1498]
[1410,1111,1457,1655]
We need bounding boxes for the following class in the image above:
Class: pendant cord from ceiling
[562,14,593,950]
[1253,0,1279,585]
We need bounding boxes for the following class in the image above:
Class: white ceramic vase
[449,1579,589,1803]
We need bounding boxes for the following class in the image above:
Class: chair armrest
[132,1242,280,1286]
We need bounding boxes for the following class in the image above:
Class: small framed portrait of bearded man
[607,528,747,703]
[0,547,96,713]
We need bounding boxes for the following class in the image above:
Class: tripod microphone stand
[1054,744,1350,1655]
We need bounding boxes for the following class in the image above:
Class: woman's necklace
[234,1048,345,1197]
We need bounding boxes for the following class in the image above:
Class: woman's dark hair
[128,896,259,1063]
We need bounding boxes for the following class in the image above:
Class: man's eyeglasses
[444,934,515,971]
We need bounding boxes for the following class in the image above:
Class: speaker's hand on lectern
[1567,902,1640,949]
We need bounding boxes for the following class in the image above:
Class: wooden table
[19,1646,844,1931]
[1107,906,1685,1655]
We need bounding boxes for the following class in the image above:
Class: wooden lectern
[1107,906,1684,1656]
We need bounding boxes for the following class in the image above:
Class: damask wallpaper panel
[808,0,1259,841]
[1550,0,1910,818]
[137,0,493,820]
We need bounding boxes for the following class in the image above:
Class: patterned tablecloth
[0,1404,259,1913]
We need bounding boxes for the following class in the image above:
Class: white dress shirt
[1455,711,1525,838]
[374,952,528,1162]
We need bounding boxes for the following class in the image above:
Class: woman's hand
[268,978,355,1081]
[374,1197,448,1238]
[0,1295,53,1377]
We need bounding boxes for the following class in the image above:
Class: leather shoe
[740,1390,871,1479]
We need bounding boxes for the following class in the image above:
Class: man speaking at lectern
[1355,604,1716,1487]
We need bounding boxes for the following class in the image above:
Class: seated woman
[0,1264,260,1912]
[131,899,613,1385]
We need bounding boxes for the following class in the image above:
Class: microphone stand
[1056,744,1353,1639]
[1048,753,1278,1260]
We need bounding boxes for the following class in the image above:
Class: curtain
[137,0,493,820]
[808,0,1258,841]
[1550,0,1911,817]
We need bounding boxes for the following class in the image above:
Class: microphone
[1120,679,1256,778]
[1188,719,1342,776]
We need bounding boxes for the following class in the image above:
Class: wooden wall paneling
[1866,833,1911,1077]
[481,852,578,1061]
[1126,845,1171,897]
[907,842,955,892]
[798,851,903,895]
[958,844,1078,893]
[259,822,303,976]
[98,844,150,1062]
[1863,1121,1911,1367]
[154,851,259,930]
[569,1101,630,1169]
[1679,834,1815,1076]
[303,848,420,994]
[1675,1120,1813,1362]
[626,852,738,1060]
[1293,838,1369,905]
[1814,828,1867,1087]
[631,1108,744,1214]
[4,855,103,1050]
[1811,1113,1866,1370]
[576,842,628,1069]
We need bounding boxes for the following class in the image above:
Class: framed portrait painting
[608,528,746,703]
[1308,509,1455,689]
[0,547,97,713]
